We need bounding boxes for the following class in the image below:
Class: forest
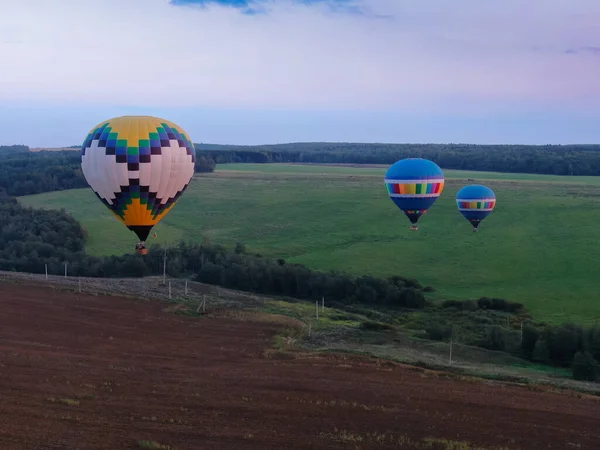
[8,141,600,180]
[194,142,600,176]
[0,148,215,196]
[0,145,599,381]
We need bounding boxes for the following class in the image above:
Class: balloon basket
[135,242,148,255]
[409,225,419,231]
[472,228,479,233]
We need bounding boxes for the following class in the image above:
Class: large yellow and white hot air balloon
[80,115,196,255]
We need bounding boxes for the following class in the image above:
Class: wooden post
[162,247,167,285]
[64,262,67,278]
[45,264,48,280]
[168,281,172,299]
[449,324,456,366]
[185,280,188,296]
[315,301,319,320]
[520,321,523,344]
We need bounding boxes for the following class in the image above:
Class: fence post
[162,246,167,285]
[520,321,523,344]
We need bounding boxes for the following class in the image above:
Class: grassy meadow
[19,163,600,324]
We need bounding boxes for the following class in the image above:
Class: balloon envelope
[80,115,196,242]
[384,158,444,227]
[456,184,496,229]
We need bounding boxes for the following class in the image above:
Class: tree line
[6,141,600,197]
[430,299,600,381]
[194,142,600,176]
[0,145,29,154]
[0,149,216,197]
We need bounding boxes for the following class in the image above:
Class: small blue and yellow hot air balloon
[384,158,445,230]
[456,184,496,232]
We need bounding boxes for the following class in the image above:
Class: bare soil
[0,282,599,450]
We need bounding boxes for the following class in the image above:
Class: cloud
[0,0,599,114]
[170,0,361,16]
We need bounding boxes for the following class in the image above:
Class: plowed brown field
[0,283,599,450]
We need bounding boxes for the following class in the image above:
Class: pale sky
[1,0,599,147]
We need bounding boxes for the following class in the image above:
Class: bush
[532,338,550,364]
[360,320,394,331]
[425,324,452,341]
[441,300,463,309]
[545,324,585,367]
[481,325,506,351]
[572,351,599,381]
[461,300,479,312]
[477,297,492,309]
[521,325,539,359]
[398,288,427,308]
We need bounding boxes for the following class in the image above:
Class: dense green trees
[520,323,600,380]
[0,151,88,196]
[195,142,600,176]
[0,148,216,197]
[0,145,29,154]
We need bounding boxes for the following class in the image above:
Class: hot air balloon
[80,115,196,255]
[455,184,496,232]
[384,158,444,230]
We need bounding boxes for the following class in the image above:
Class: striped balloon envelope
[384,158,445,230]
[455,184,496,232]
[80,115,196,254]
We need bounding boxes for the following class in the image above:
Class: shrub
[425,324,452,341]
[572,351,599,381]
[521,325,539,359]
[360,320,394,331]
[481,325,506,351]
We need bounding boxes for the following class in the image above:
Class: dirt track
[0,283,599,450]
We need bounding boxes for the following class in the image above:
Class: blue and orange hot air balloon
[456,184,496,232]
[384,158,445,230]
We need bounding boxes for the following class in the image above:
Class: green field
[19,163,600,324]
